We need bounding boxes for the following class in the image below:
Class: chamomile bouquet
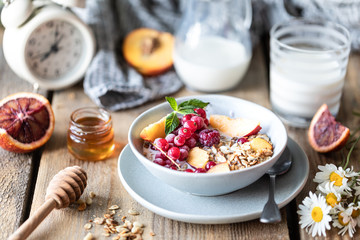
[298,108,360,237]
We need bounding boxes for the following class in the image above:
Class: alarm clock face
[24,20,84,80]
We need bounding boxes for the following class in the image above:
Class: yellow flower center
[338,212,349,226]
[325,193,338,207]
[352,209,360,218]
[329,172,343,186]
[311,206,323,222]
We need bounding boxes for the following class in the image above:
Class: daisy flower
[314,164,352,195]
[333,204,357,237]
[298,191,332,237]
[348,202,360,227]
[317,182,342,208]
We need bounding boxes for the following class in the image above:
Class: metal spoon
[260,146,292,223]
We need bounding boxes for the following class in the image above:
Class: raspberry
[185,169,194,173]
[154,138,169,151]
[194,108,206,119]
[199,129,220,147]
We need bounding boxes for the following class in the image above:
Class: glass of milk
[270,19,351,128]
[173,0,252,92]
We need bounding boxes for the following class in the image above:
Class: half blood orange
[0,92,55,153]
[308,104,349,153]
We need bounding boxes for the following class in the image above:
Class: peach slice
[250,138,273,152]
[140,117,166,142]
[209,115,261,138]
[187,147,209,169]
[207,162,230,173]
[123,28,174,76]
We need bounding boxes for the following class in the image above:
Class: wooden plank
[0,30,49,239]
[294,53,360,239]
[28,46,290,239]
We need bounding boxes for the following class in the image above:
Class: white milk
[173,36,251,92]
[270,52,345,121]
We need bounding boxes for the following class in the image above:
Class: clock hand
[54,24,59,41]
[54,34,64,46]
[31,51,51,59]
[40,51,52,62]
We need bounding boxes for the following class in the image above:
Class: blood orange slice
[0,92,55,153]
[308,104,349,153]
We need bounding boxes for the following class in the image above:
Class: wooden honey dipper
[9,166,87,240]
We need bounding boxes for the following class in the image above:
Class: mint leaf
[178,99,209,109]
[178,108,196,115]
[165,112,179,135]
[165,97,178,111]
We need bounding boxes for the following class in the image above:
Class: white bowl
[128,95,287,196]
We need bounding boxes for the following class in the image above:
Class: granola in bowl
[141,97,274,173]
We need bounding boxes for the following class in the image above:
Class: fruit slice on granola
[250,138,273,152]
[140,117,166,142]
[308,104,350,153]
[207,162,230,173]
[187,147,209,169]
[209,115,261,138]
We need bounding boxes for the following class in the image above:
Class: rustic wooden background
[0,32,359,239]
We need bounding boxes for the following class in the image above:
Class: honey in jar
[67,107,114,161]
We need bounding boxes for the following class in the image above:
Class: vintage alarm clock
[1,0,95,90]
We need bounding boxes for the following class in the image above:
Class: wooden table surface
[0,33,359,240]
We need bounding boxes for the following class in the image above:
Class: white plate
[117,137,309,224]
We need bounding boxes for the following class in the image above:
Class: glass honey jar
[67,107,115,161]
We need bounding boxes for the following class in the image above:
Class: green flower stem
[344,134,360,169]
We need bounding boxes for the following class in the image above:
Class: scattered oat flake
[109,205,120,210]
[84,223,92,230]
[128,209,140,215]
[78,202,87,211]
[102,232,111,237]
[133,222,143,228]
[89,191,96,198]
[83,232,93,240]
[86,197,93,205]
[150,231,156,236]
[94,217,105,225]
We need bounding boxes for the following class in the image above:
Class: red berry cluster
[152,108,220,172]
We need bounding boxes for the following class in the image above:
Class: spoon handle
[260,174,281,223]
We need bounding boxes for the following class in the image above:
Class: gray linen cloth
[76,0,184,111]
